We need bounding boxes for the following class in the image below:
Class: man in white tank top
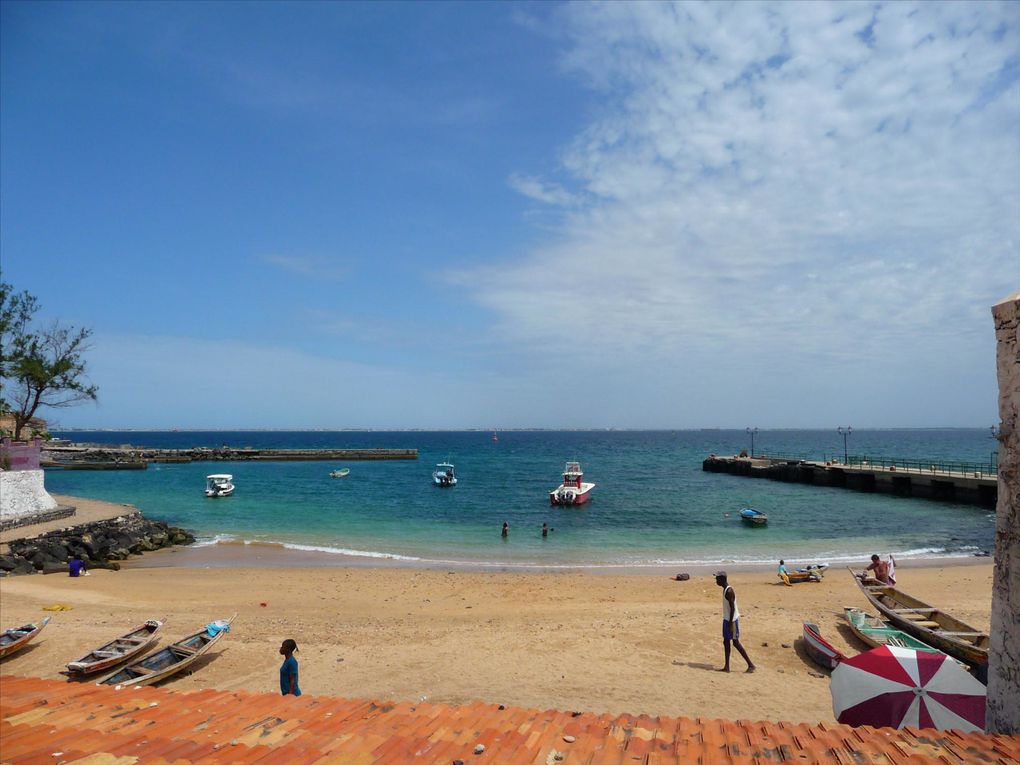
[716,571,756,673]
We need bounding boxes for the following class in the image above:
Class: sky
[1,1,1017,430]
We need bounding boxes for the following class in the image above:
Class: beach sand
[0,546,992,723]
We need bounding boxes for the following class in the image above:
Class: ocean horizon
[48,428,996,569]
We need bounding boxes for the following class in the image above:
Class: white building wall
[0,469,59,520]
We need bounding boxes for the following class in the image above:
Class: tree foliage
[0,281,98,439]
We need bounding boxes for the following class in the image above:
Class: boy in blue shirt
[279,639,301,696]
[68,556,87,577]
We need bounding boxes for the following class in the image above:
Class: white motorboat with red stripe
[550,462,594,506]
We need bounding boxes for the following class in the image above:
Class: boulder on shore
[1,515,195,577]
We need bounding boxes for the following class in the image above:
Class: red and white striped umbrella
[831,645,986,732]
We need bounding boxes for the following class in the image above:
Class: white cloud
[465,0,1020,391]
[507,172,578,206]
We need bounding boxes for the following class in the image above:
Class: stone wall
[0,469,60,524]
[987,290,1020,734]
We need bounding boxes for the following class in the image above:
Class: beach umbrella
[830,645,986,732]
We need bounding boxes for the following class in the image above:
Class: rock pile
[0,514,195,576]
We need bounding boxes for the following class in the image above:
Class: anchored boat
[433,462,457,487]
[204,474,235,497]
[550,462,594,506]
[739,507,768,526]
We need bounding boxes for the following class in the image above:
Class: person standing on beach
[716,572,755,673]
[279,639,301,696]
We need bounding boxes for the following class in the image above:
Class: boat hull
[0,617,50,659]
[842,607,953,655]
[849,570,988,666]
[802,622,845,670]
[66,620,164,675]
[550,483,594,506]
[97,617,234,687]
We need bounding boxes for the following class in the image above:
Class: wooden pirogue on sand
[0,617,50,659]
[849,569,989,667]
[66,619,165,675]
[96,616,234,687]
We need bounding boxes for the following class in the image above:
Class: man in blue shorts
[716,571,755,673]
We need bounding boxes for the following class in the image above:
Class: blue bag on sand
[206,620,231,637]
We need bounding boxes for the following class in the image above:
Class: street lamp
[746,427,758,457]
[837,426,852,464]
[990,425,1001,473]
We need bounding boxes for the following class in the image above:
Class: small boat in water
[66,619,165,675]
[433,462,457,487]
[97,616,234,687]
[0,617,50,659]
[330,468,350,478]
[849,569,989,667]
[739,507,768,525]
[205,474,235,497]
[802,622,846,670]
[550,462,594,506]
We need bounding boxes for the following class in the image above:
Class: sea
[47,429,997,570]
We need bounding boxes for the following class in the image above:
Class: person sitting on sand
[716,571,755,673]
[279,639,301,696]
[68,555,87,578]
[863,554,890,584]
[777,560,792,586]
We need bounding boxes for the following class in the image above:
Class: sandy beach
[0,538,992,724]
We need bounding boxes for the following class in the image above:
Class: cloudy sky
[2,1,1017,429]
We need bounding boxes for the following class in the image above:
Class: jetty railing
[756,451,997,477]
[842,455,997,477]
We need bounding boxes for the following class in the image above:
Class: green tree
[0,281,98,440]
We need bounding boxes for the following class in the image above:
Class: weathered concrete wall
[987,290,1020,734]
[0,470,58,521]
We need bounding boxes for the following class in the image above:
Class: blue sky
[2,1,1017,429]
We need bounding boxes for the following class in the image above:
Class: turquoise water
[47,429,996,568]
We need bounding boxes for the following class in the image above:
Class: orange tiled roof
[1,674,1018,764]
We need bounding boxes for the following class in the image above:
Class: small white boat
[550,462,594,506]
[330,468,350,478]
[204,474,234,497]
[433,462,457,487]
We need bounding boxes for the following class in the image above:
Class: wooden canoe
[843,606,953,655]
[848,569,989,666]
[802,622,846,670]
[66,618,165,675]
[96,615,235,687]
[0,617,51,659]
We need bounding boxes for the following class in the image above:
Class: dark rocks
[0,554,36,575]
[2,515,195,576]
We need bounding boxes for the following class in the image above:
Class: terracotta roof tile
[2,673,1017,765]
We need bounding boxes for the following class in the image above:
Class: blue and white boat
[433,462,457,487]
[739,507,768,525]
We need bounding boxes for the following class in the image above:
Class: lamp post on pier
[837,426,852,464]
[991,425,1001,473]
[746,427,758,457]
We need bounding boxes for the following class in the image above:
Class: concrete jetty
[42,444,418,468]
[703,454,997,507]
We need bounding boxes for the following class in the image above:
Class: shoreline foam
[124,533,991,576]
